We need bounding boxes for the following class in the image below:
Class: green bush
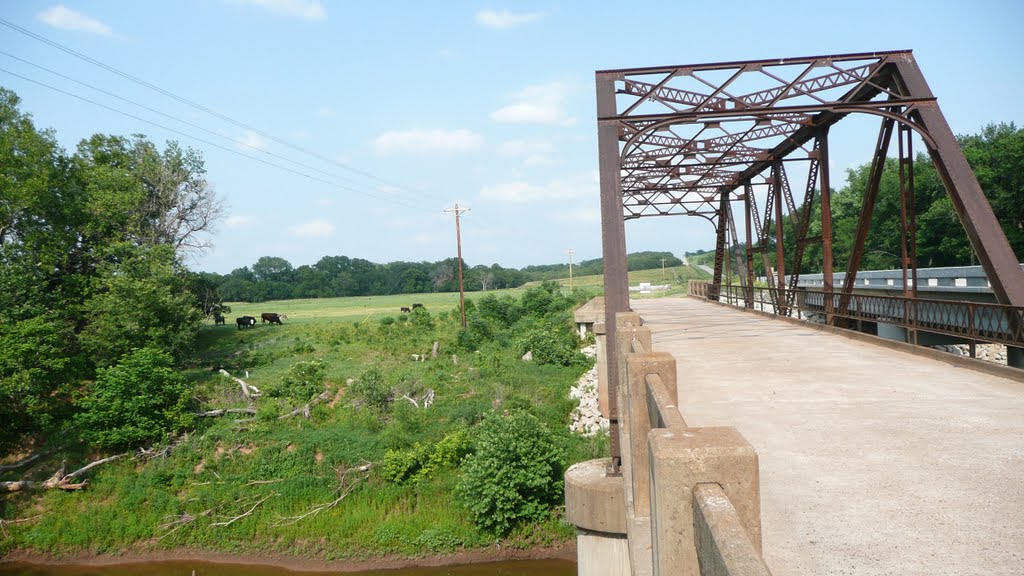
[268,359,326,403]
[515,326,587,367]
[350,366,391,411]
[75,347,193,450]
[456,411,564,535]
[381,443,431,483]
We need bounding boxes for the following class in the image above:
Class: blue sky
[1,0,1021,274]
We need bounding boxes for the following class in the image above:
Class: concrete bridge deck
[631,297,1024,576]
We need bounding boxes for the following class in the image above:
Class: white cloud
[38,5,114,36]
[236,130,270,151]
[289,218,336,238]
[497,138,554,157]
[317,106,335,118]
[231,0,326,21]
[479,173,596,204]
[225,215,254,228]
[374,128,482,155]
[556,206,601,224]
[491,82,576,126]
[497,138,560,167]
[475,9,545,29]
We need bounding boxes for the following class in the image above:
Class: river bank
[0,541,576,573]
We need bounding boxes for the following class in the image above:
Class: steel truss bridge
[595,50,1024,476]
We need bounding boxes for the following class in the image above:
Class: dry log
[0,453,128,492]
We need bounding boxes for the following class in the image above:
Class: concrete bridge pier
[565,458,630,576]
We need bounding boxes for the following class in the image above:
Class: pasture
[219,263,710,327]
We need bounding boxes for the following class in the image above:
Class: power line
[0,66,436,212]
[0,49,406,199]
[0,16,441,204]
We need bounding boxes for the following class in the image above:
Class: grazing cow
[261,312,285,325]
[400,306,411,313]
[411,303,424,310]
[236,316,257,330]
[213,312,225,325]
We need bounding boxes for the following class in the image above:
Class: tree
[75,134,225,256]
[75,347,193,450]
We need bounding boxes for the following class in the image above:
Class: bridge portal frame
[597,50,1024,474]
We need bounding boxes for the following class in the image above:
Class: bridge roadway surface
[631,297,1024,576]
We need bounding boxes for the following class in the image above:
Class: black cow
[400,306,411,313]
[411,303,424,309]
[213,312,225,326]
[236,316,256,330]
[261,312,286,325]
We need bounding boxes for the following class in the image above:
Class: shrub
[75,347,193,450]
[515,325,587,366]
[381,443,431,483]
[269,359,326,403]
[456,411,564,535]
[350,366,391,411]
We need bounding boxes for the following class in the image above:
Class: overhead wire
[0,66,437,212]
[0,49,414,199]
[0,16,446,206]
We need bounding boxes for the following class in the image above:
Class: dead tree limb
[196,408,257,417]
[219,369,260,399]
[0,514,43,537]
[271,465,370,527]
[0,452,43,473]
[0,452,128,492]
[211,493,277,527]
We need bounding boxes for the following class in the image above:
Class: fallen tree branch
[219,369,261,399]
[272,464,370,527]
[211,493,277,527]
[0,452,43,474]
[0,514,44,537]
[196,408,257,418]
[0,452,128,492]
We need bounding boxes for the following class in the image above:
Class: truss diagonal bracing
[597,50,1024,475]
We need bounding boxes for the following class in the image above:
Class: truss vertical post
[819,129,835,324]
[596,72,626,476]
[773,163,787,315]
[744,182,755,308]
[711,193,728,301]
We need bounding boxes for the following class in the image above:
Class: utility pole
[660,257,667,279]
[444,203,470,327]
[566,248,575,290]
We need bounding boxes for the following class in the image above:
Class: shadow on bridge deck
[632,297,1024,576]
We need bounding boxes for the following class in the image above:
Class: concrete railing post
[625,351,675,518]
[648,427,762,576]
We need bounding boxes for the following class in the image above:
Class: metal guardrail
[689,280,1024,347]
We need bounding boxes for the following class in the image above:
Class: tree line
[201,251,683,303]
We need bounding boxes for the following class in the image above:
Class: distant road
[697,264,714,276]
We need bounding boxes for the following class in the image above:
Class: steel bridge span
[564,49,1024,576]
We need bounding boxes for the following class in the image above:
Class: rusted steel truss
[597,51,1024,473]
